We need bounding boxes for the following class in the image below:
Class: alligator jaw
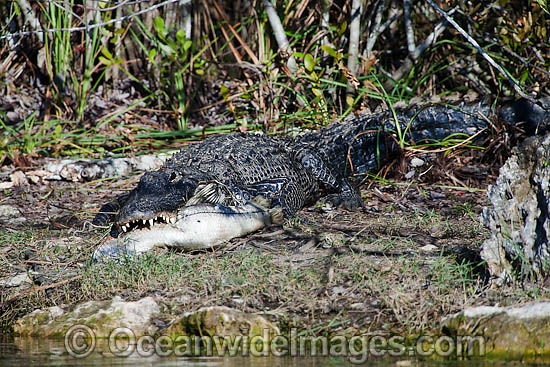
[118,212,177,233]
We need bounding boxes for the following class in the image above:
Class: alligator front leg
[294,146,364,210]
[227,178,302,217]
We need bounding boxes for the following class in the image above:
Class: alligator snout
[114,169,198,236]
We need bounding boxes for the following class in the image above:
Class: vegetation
[0,0,548,162]
[1,0,549,338]
[0,186,508,334]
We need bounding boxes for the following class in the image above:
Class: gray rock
[410,157,425,167]
[167,306,279,339]
[0,205,20,219]
[14,296,160,338]
[0,273,32,287]
[441,302,550,360]
[481,133,550,282]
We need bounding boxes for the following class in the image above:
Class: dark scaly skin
[94,99,549,237]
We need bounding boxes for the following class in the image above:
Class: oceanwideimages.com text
[65,325,485,363]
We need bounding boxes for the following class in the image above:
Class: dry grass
[2,169,548,336]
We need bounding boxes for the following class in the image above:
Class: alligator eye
[169,172,177,182]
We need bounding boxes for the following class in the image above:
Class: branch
[382,7,455,91]
[182,0,192,40]
[366,0,401,56]
[321,0,332,49]
[16,0,44,43]
[426,0,544,109]
[262,0,298,75]
[403,0,415,57]
[412,6,453,59]
[347,0,363,93]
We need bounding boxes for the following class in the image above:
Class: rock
[404,170,415,179]
[481,133,550,282]
[441,302,550,360]
[0,181,14,190]
[419,244,438,252]
[0,273,32,287]
[0,205,20,219]
[410,157,425,167]
[9,171,28,186]
[167,306,279,339]
[14,296,160,338]
[42,153,173,181]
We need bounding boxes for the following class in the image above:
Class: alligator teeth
[121,224,127,232]
[148,219,154,227]
[169,217,176,224]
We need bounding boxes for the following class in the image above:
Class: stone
[441,301,550,360]
[14,296,160,338]
[0,205,20,219]
[481,133,550,282]
[410,157,425,167]
[167,306,279,339]
[0,273,32,287]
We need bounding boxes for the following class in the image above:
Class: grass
[2,180,549,337]
[1,0,545,162]
[0,0,548,346]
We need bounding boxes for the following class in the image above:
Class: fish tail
[268,206,284,225]
[251,195,272,209]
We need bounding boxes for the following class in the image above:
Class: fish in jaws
[93,196,283,260]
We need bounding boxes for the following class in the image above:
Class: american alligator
[93,99,549,255]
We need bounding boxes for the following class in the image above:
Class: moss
[441,306,550,361]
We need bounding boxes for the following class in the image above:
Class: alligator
[93,98,549,257]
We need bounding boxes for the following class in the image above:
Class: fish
[93,197,283,260]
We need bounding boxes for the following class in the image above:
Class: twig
[347,0,362,94]
[321,0,333,49]
[403,0,416,58]
[262,0,298,75]
[366,0,385,55]
[0,274,83,310]
[46,0,144,12]
[182,0,192,40]
[212,0,259,65]
[50,0,85,26]
[16,0,44,43]
[1,0,191,40]
[383,7,455,91]
[425,0,544,109]
[413,7,452,59]
[483,36,550,78]
[366,0,401,56]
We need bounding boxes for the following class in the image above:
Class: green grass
[1,188,549,335]
[2,1,538,163]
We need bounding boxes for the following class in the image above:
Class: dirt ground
[2,157,547,337]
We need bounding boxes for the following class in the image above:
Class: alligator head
[114,167,205,236]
